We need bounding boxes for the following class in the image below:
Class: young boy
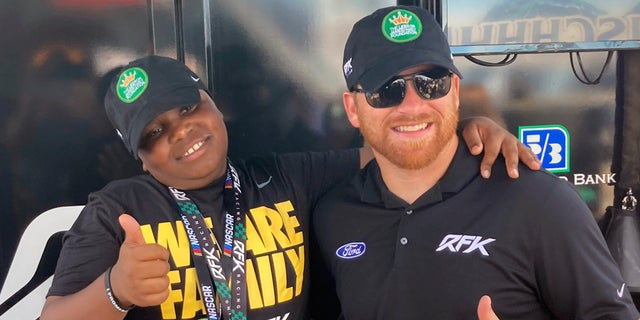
[40,55,538,320]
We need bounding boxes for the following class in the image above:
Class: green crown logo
[381,9,422,43]
[116,67,148,103]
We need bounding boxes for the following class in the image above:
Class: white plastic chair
[0,205,84,320]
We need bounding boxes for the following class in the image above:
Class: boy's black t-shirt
[48,149,359,320]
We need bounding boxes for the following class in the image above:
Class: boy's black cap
[342,5,462,92]
[104,55,207,159]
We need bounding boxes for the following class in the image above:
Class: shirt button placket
[400,209,412,246]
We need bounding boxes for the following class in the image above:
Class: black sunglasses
[352,67,453,108]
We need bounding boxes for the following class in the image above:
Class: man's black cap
[104,55,207,159]
[342,5,462,92]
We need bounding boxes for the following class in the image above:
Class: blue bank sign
[519,124,570,173]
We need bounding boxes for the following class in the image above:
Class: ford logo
[336,242,366,259]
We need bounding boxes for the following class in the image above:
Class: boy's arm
[358,116,541,177]
[41,275,128,320]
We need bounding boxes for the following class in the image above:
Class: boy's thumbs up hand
[120,213,147,245]
[109,214,171,308]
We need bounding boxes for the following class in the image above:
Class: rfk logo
[435,234,496,256]
[519,125,570,173]
[268,312,290,320]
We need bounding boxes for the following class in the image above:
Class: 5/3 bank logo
[519,125,570,173]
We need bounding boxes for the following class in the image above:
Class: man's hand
[110,214,171,307]
[477,295,499,320]
[460,117,541,179]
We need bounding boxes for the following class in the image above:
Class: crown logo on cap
[119,71,137,88]
[389,11,412,26]
[115,67,148,103]
[381,9,422,43]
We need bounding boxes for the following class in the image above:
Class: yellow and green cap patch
[381,9,422,43]
[116,67,148,103]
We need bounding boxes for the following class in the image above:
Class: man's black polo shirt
[313,143,639,320]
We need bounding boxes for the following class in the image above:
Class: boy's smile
[138,90,228,190]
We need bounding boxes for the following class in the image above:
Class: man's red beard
[360,108,459,170]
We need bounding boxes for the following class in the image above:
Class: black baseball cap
[104,55,207,159]
[342,5,462,92]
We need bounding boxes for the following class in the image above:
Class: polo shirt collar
[360,141,480,208]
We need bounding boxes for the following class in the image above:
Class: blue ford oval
[336,242,366,259]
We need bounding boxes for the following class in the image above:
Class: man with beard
[312,5,640,320]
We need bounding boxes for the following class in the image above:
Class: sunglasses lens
[414,73,452,100]
[357,68,453,108]
[366,79,406,108]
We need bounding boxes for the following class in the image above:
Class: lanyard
[168,163,247,320]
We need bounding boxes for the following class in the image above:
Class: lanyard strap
[168,163,247,320]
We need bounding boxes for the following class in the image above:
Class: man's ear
[342,91,361,128]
